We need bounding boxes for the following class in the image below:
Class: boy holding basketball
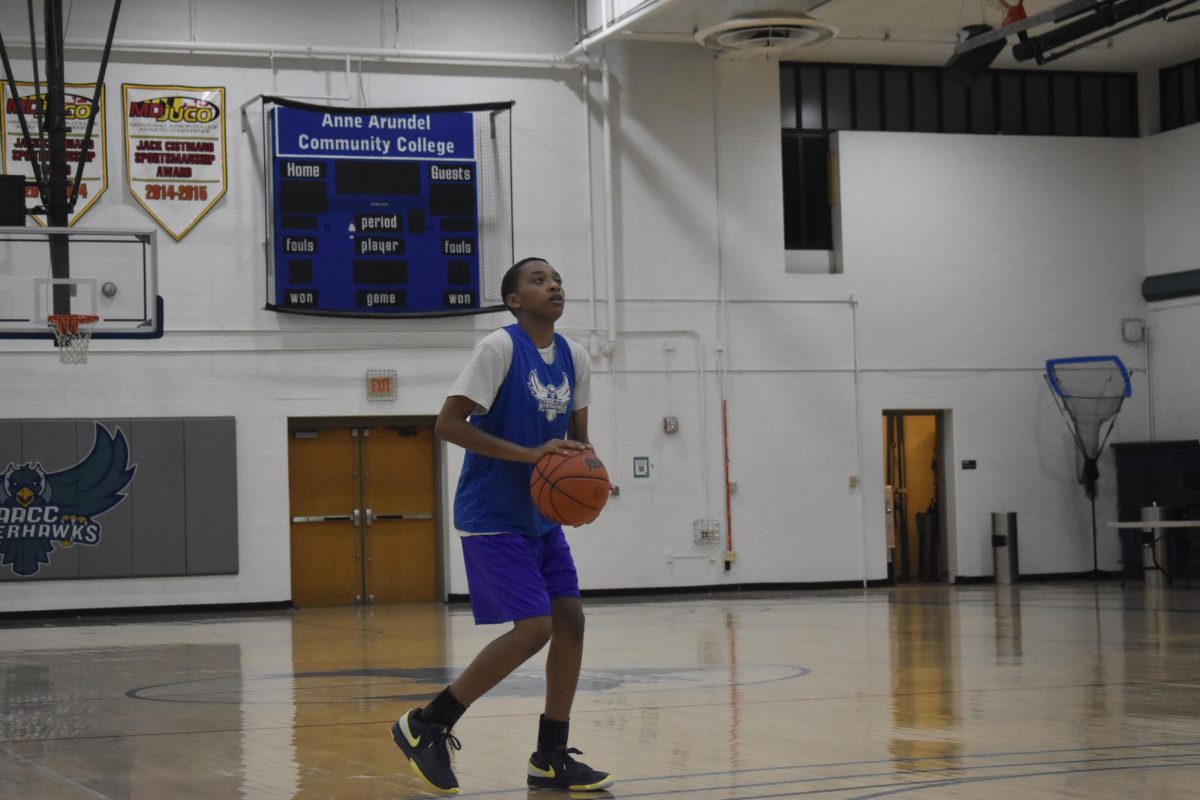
[391,257,612,795]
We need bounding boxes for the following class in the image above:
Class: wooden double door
[288,423,439,606]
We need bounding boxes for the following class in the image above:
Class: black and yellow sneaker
[392,708,462,795]
[527,746,613,791]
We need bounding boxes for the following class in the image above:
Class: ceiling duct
[694,13,837,58]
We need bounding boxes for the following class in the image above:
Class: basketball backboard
[0,226,161,339]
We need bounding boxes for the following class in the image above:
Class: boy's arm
[567,407,589,446]
[435,394,589,463]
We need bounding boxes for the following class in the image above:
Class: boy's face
[507,260,564,321]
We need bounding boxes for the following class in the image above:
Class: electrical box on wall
[633,456,650,478]
[663,416,679,434]
[693,519,721,544]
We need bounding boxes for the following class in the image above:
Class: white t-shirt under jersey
[450,327,591,416]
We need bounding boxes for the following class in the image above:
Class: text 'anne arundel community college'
[295,113,459,157]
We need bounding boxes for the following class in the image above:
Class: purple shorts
[460,527,581,624]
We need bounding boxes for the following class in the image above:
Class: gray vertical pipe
[43,0,69,313]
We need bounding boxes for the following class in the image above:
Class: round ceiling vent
[695,15,838,58]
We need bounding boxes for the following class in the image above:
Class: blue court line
[840,594,1200,615]
[590,592,1200,620]
[602,752,1200,799]
[606,759,1200,800]
[843,759,1200,800]
[460,742,1200,797]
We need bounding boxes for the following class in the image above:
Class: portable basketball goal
[1044,356,1132,574]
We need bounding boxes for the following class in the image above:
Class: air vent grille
[695,15,837,58]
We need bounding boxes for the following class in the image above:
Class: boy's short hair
[501,257,549,316]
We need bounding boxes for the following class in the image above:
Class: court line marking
[459,743,1200,797]
[842,759,1200,800]
[119,664,810,705]
[0,745,117,800]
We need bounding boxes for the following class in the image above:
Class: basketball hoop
[985,0,1027,26]
[47,314,99,364]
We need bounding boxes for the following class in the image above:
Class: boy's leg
[527,538,613,791]
[544,596,584,720]
[396,617,551,794]
[451,615,552,705]
[395,533,556,794]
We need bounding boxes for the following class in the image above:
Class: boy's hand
[528,439,592,463]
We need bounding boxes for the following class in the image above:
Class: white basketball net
[48,314,99,364]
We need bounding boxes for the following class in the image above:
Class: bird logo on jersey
[0,423,136,577]
[527,371,571,421]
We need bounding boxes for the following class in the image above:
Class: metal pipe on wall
[3,36,574,70]
[600,56,618,353]
[564,0,685,62]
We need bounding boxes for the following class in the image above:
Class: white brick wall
[0,1,1194,612]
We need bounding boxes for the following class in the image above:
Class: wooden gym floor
[3,582,1200,799]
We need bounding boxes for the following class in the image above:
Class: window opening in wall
[1161,56,1200,132]
[782,63,1139,254]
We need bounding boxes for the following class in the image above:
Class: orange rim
[47,314,100,336]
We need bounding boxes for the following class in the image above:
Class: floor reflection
[287,604,450,799]
[993,584,1024,662]
[888,589,964,770]
[4,586,1200,798]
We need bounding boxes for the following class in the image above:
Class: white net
[1046,357,1129,498]
[48,314,99,365]
[1045,355,1129,575]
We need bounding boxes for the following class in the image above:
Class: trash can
[1141,505,1168,586]
[992,512,1019,585]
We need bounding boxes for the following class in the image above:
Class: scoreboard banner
[264,97,513,318]
[123,84,227,241]
[2,81,108,227]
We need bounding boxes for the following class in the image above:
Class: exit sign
[366,370,397,401]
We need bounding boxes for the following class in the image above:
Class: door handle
[352,508,360,527]
[291,515,353,523]
[372,512,434,521]
[365,508,375,527]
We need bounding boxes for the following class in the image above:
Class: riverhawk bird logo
[0,423,136,577]
[527,371,571,422]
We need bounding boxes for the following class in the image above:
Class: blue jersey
[453,324,577,537]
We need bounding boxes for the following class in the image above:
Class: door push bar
[291,510,434,524]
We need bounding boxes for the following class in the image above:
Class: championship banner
[123,84,226,240]
[1,81,107,226]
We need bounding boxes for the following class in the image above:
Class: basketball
[530,449,610,526]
